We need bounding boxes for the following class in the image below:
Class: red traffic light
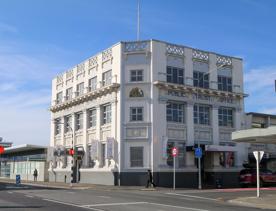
[0,146,5,154]
[69,148,74,156]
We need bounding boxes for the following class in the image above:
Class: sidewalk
[229,194,276,210]
[0,178,157,191]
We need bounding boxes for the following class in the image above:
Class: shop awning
[232,126,276,144]
[205,145,236,152]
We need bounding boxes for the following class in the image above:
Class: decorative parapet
[166,44,185,56]
[124,41,149,52]
[192,49,209,61]
[56,74,64,89]
[66,69,74,83]
[77,63,85,75]
[89,56,98,68]
[216,55,232,66]
[102,48,112,62]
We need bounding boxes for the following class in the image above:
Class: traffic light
[69,148,74,156]
[0,146,4,154]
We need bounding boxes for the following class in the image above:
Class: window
[193,71,209,88]
[89,77,97,91]
[76,82,84,96]
[130,107,143,121]
[64,115,72,133]
[129,88,144,97]
[56,92,63,104]
[130,70,143,82]
[66,87,73,101]
[166,142,185,168]
[218,76,232,92]
[130,147,143,167]
[88,108,96,128]
[75,112,83,130]
[219,107,234,127]
[194,104,210,125]
[103,104,111,124]
[102,70,112,86]
[54,118,61,135]
[167,102,185,123]
[167,66,184,84]
[219,152,235,167]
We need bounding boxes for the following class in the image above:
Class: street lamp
[53,119,74,188]
[195,63,227,189]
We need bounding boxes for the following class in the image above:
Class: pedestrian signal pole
[172,147,178,190]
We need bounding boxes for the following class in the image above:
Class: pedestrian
[146,169,156,188]
[33,168,38,181]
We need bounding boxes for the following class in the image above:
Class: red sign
[171,147,178,157]
[0,146,4,154]
[69,148,74,156]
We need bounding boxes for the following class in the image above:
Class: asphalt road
[0,182,274,211]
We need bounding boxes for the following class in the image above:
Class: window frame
[166,102,185,123]
[218,75,232,92]
[166,66,184,85]
[76,82,84,96]
[194,104,211,125]
[130,69,144,82]
[103,104,111,125]
[88,108,97,128]
[75,112,83,130]
[56,92,63,104]
[130,107,144,122]
[193,71,209,89]
[218,107,234,127]
[65,87,73,101]
[102,70,112,87]
[88,76,97,91]
[54,118,61,135]
[130,146,144,167]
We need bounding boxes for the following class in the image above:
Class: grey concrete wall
[80,171,118,185]
[49,171,71,183]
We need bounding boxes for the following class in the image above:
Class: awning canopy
[232,126,276,144]
[205,145,236,152]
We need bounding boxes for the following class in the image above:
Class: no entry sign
[171,147,178,157]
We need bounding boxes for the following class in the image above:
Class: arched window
[129,87,144,98]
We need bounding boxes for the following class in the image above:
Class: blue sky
[0,0,276,146]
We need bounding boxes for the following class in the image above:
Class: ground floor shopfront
[48,144,242,188]
[0,145,48,182]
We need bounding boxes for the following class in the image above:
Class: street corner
[228,195,276,210]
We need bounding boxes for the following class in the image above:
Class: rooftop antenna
[137,0,140,41]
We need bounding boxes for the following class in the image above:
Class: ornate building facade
[49,40,247,187]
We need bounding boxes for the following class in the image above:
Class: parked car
[239,168,276,187]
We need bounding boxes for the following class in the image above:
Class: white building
[49,40,247,188]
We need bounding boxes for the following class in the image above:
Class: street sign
[171,147,178,157]
[195,147,202,158]
[0,146,4,154]
[253,151,264,162]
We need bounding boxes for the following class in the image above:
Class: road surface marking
[83,202,148,207]
[7,191,13,194]
[96,195,111,199]
[25,195,34,198]
[43,198,104,211]
[67,191,75,194]
[148,202,209,211]
[165,193,218,201]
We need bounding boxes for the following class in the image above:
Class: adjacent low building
[49,39,247,188]
[0,144,48,182]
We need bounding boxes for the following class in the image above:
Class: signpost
[253,151,264,198]
[195,147,202,189]
[172,147,178,190]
